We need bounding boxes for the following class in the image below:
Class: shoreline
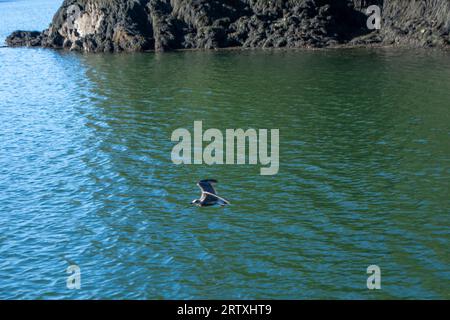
[3,42,448,54]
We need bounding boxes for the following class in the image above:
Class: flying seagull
[191,179,230,207]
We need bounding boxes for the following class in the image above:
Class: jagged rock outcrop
[5,0,450,52]
[381,0,450,47]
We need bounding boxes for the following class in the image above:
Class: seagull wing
[202,191,231,205]
[197,180,219,204]
[197,180,217,194]
[197,180,230,205]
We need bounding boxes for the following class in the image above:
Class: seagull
[191,179,230,207]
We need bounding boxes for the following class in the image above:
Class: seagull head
[191,199,201,206]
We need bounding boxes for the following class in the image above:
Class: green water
[0,0,449,299]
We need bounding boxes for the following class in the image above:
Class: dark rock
[6,31,42,47]
[380,0,450,47]
[5,0,450,52]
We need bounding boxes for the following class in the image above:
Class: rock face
[381,0,450,47]
[6,0,450,52]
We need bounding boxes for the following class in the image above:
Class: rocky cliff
[6,0,450,52]
[381,0,450,47]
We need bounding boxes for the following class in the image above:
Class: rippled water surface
[0,0,449,299]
